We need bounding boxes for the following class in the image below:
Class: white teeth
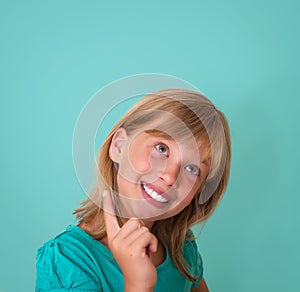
[142,184,168,203]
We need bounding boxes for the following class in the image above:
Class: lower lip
[140,184,169,208]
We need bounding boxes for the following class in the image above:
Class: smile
[141,183,169,203]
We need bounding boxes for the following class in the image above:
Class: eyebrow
[145,130,173,140]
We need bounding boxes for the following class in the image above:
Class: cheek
[128,146,152,174]
[178,177,200,202]
[181,188,197,205]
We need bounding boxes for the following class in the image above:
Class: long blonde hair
[73,88,231,282]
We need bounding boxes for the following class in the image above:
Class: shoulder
[36,225,103,291]
[36,225,93,267]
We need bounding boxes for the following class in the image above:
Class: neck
[143,220,155,230]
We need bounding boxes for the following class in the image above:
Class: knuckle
[140,226,149,233]
[141,231,152,241]
[110,238,119,250]
[127,218,140,228]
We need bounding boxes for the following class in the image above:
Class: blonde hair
[74,88,231,282]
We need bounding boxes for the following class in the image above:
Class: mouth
[141,182,170,207]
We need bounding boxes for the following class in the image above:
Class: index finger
[102,190,121,240]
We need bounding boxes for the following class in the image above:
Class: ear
[109,127,128,163]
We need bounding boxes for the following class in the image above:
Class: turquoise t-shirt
[35,225,203,291]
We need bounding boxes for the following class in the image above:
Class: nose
[160,160,180,187]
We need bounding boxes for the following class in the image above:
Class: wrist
[124,286,154,292]
[124,280,155,292]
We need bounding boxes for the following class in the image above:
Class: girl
[36,88,231,292]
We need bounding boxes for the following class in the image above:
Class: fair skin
[102,192,209,292]
[109,128,209,221]
[83,128,210,291]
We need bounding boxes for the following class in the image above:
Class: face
[109,128,210,220]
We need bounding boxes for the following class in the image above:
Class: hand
[102,190,158,291]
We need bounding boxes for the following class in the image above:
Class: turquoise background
[1,1,299,291]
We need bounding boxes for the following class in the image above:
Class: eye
[185,164,200,176]
[155,144,169,157]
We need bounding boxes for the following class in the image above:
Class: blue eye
[155,144,169,156]
[185,164,200,176]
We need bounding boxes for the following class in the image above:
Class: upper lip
[141,181,173,201]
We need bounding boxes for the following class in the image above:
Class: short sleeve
[183,235,204,290]
[35,239,102,292]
